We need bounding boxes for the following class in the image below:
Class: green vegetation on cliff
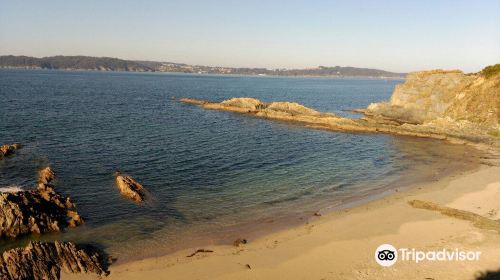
[480,64,500,79]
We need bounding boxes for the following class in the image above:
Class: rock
[233,238,248,247]
[0,183,83,238]
[186,249,214,257]
[179,64,500,148]
[365,69,499,127]
[475,269,500,280]
[408,200,500,232]
[266,101,321,116]
[0,143,21,159]
[114,172,147,203]
[178,98,208,105]
[0,241,110,280]
[221,97,266,110]
[38,167,56,185]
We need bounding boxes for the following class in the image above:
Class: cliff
[179,64,500,148]
[365,68,499,129]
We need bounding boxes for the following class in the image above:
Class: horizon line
[5,53,490,74]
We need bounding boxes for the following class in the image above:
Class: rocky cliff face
[365,68,499,134]
[0,241,109,280]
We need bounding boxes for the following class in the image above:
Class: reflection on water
[0,70,482,261]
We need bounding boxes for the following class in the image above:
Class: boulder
[0,143,21,159]
[0,241,110,280]
[114,172,147,203]
[38,167,56,185]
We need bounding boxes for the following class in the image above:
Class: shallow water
[0,70,482,261]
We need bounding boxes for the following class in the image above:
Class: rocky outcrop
[0,241,110,280]
[364,69,499,129]
[114,172,147,203]
[179,65,500,148]
[0,144,21,159]
[0,182,83,238]
[181,97,337,120]
[38,167,56,185]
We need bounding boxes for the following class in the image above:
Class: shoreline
[62,135,482,265]
[63,161,499,279]
[0,67,405,80]
[178,97,499,150]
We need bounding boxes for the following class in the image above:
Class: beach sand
[63,165,500,280]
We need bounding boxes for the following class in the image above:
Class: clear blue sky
[1,0,499,72]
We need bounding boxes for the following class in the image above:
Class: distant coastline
[0,55,406,79]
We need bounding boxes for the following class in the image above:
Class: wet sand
[63,164,500,280]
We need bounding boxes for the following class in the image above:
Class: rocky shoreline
[0,167,83,238]
[180,66,499,151]
[0,154,113,279]
[0,147,152,278]
[0,241,110,280]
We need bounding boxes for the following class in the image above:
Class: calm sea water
[0,70,481,261]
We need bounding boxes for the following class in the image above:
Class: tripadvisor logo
[375,244,397,267]
[375,244,481,267]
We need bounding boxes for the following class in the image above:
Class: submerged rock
[114,172,147,203]
[0,143,21,159]
[179,98,208,105]
[0,183,83,238]
[0,241,110,280]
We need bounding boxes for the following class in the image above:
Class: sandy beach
[62,164,500,280]
[2,2,499,279]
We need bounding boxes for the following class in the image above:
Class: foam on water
[0,185,24,193]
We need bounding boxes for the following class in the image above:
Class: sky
[0,0,499,72]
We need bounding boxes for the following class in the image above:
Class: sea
[0,69,482,261]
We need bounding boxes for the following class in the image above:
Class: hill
[0,55,405,78]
